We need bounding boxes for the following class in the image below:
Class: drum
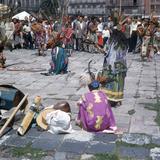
[0,85,28,110]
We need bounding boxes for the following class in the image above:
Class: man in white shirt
[5,18,15,51]
[23,22,33,49]
[129,19,139,53]
[102,25,110,46]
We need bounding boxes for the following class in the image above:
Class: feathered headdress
[79,60,98,88]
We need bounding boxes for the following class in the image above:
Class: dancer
[97,25,128,106]
[76,80,117,133]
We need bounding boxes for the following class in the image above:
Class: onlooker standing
[107,16,114,30]
[75,16,87,51]
[5,18,15,51]
[23,22,33,49]
[14,19,23,49]
[102,25,110,47]
[129,19,138,53]
[123,18,131,51]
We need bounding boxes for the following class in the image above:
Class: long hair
[109,29,128,50]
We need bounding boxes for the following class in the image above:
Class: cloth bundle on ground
[36,101,74,134]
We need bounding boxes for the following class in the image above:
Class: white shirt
[102,29,110,38]
[80,22,83,30]
[97,23,103,32]
[23,25,31,32]
[5,22,15,31]
[130,22,138,34]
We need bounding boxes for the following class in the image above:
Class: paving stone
[150,147,160,160]
[66,152,81,160]
[80,154,94,160]
[152,136,160,146]
[86,142,116,154]
[39,132,64,140]
[119,146,149,159]
[54,152,66,160]
[69,95,81,101]
[0,158,24,160]
[133,109,157,118]
[136,98,157,105]
[49,95,70,100]
[113,114,131,124]
[54,88,77,96]
[121,133,151,145]
[144,117,157,126]
[93,133,117,143]
[57,140,88,154]
[42,156,55,160]
[25,128,42,138]
[117,123,129,133]
[0,135,10,145]
[32,138,61,151]
[130,125,160,136]
[4,135,34,147]
[64,130,94,142]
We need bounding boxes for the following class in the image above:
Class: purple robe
[77,90,116,132]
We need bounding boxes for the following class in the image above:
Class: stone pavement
[0,49,160,160]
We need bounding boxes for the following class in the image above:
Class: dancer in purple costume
[77,80,117,133]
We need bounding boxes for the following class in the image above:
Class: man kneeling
[76,80,117,133]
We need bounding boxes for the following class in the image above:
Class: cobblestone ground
[0,49,160,160]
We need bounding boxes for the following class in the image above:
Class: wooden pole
[0,94,28,137]
[119,0,122,16]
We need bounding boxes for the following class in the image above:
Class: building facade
[150,0,160,15]
[68,0,160,16]
[103,0,143,16]
[68,0,106,16]
[0,0,42,12]
[20,0,42,12]
[1,0,160,16]
[68,0,145,16]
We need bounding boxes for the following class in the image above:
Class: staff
[0,94,28,137]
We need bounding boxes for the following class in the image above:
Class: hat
[88,80,100,90]
[36,105,73,133]
[36,107,55,130]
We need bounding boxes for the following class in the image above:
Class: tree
[0,0,21,20]
[39,0,59,18]
[39,0,69,19]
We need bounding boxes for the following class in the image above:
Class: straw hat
[36,107,55,130]
[36,107,73,133]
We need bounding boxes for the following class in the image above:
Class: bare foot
[114,128,124,135]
